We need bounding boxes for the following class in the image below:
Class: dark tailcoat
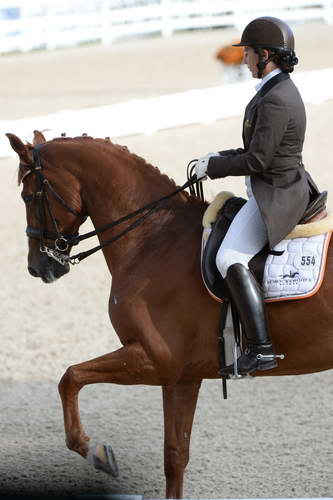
[207,72,319,248]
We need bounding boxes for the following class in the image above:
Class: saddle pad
[263,232,331,302]
[202,192,333,303]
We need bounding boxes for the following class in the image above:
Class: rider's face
[243,46,259,78]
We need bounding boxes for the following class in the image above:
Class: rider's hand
[195,152,220,180]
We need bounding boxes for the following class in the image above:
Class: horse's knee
[58,365,82,395]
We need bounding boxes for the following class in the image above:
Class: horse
[215,42,248,83]
[7,130,333,499]
[215,43,244,66]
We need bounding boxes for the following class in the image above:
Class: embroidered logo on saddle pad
[201,191,332,303]
[263,233,331,301]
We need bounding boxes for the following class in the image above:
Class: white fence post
[161,0,173,37]
[323,0,333,23]
[45,2,58,51]
[101,0,113,45]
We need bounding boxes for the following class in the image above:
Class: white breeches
[216,196,268,278]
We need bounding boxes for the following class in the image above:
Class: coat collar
[258,72,290,97]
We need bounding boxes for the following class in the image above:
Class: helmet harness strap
[254,47,274,79]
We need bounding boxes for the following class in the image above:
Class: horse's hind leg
[162,380,202,499]
[58,342,164,459]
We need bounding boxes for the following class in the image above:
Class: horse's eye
[21,193,35,204]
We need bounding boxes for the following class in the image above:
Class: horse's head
[7,131,87,283]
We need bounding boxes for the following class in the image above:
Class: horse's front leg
[162,380,202,499]
[58,342,167,460]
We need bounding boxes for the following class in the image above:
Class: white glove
[195,152,220,180]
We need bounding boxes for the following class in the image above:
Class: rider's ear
[6,133,32,165]
[262,48,270,61]
[33,130,46,145]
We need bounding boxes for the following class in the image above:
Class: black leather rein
[22,145,200,266]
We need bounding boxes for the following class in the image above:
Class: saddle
[201,191,328,302]
[202,191,330,392]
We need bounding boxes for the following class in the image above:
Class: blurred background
[1,1,333,498]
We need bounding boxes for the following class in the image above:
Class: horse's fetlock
[65,431,89,457]
[66,437,76,451]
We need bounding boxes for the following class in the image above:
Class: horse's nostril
[28,266,39,277]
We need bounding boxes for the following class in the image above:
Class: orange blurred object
[215,42,244,65]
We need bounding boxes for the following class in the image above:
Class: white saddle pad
[202,191,333,303]
[263,232,331,301]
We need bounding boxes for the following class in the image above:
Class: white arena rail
[0,0,332,53]
[1,67,333,159]
[232,0,333,29]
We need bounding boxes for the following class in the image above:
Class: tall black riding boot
[220,263,278,376]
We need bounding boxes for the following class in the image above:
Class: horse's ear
[33,130,46,145]
[6,133,33,164]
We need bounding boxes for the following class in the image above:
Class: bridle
[21,144,202,267]
[22,145,87,266]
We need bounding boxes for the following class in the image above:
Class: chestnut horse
[7,131,333,499]
[215,43,244,66]
[215,43,248,83]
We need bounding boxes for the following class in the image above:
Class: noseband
[22,145,201,266]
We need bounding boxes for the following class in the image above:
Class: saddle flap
[201,196,246,300]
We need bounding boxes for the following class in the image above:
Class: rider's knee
[216,248,249,278]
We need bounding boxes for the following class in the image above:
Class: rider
[195,16,320,375]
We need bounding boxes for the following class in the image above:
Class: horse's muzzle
[28,253,70,283]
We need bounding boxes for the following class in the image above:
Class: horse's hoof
[87,443,119,477]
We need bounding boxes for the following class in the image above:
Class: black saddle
[299,190,327,223]
[202,197,257,301]
[201,191,328,302]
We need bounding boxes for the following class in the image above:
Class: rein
[23,145,202,266]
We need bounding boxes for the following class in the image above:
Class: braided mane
[44,135,202,205]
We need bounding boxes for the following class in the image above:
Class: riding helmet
[233,16,295,51]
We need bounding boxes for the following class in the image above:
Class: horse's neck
[77,146,194,275]
[83,152,179,224]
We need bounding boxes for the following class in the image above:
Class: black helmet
[233,16,295,51]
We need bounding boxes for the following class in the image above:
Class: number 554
[301,255,316,266]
